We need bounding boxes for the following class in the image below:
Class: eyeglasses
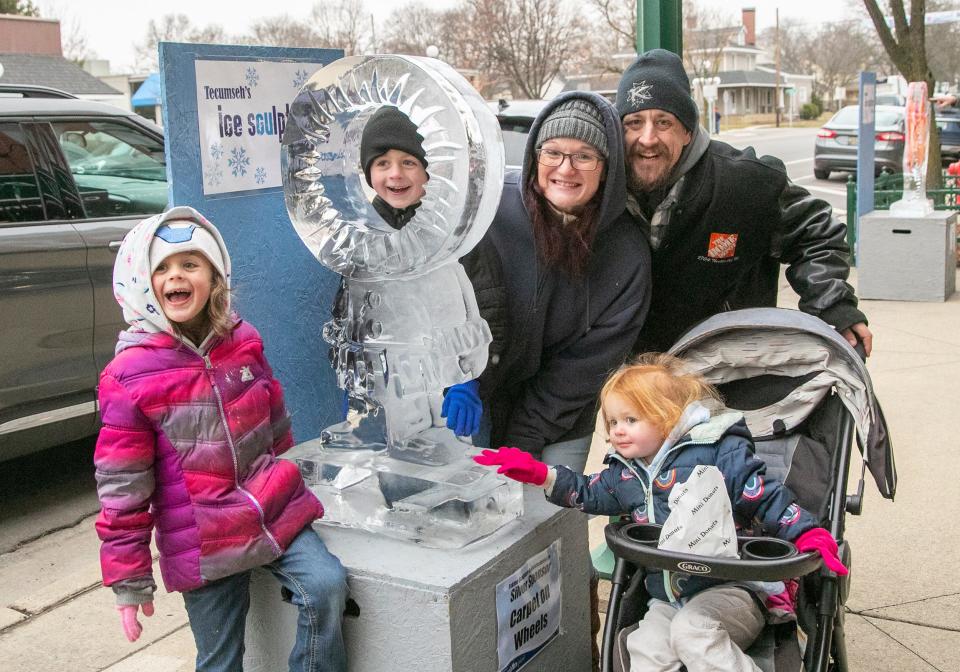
[535,148,604,171]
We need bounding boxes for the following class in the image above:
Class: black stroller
[601,308,896,672]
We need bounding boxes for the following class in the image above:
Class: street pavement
[1,267,958,671]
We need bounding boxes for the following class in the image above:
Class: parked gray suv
[0,95,167,461]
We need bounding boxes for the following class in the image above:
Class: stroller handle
[604,521,823,583]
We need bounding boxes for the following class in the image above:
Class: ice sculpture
[891,81,935,216]
[280,55,523,547]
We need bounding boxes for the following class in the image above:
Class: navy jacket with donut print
[547,408,817,604]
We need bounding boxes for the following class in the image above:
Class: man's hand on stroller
[473,446,548,486]
[841,322,872,357]
[795,528,848,575]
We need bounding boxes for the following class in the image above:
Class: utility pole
[775,8,781,128]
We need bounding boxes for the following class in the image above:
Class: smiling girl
[94,207,348,671]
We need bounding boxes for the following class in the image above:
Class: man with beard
[616,49,872,356]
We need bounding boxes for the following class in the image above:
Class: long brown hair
[524,173,604,277]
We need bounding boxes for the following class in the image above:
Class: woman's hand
[473,446,548,486]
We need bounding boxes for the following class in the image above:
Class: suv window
[0,123,43,223]
[52,120,167,218]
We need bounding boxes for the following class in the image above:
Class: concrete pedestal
[858,209,957,301]
[243,488,592,672]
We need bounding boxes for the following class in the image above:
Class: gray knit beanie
[535,99,608,158]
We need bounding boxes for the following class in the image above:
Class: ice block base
[292,435,524,549]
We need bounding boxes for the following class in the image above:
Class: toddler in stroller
[474,350,847,671]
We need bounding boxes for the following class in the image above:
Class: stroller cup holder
[606,521,823,582]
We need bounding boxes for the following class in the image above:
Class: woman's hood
[519,91,628,232]
[112,206,232,335]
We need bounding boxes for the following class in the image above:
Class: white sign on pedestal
[495,539,563,672]
[194,59,327,195]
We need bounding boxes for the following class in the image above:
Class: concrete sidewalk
[0,270,957,671]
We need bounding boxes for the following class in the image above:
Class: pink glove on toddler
[473,446,548,486]
[795,528,848,575]
[117,601,154,642]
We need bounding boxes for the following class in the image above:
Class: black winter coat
[633,139,866,354]
[481,92,652,455]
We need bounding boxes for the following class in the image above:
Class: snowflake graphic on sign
[628,80,653,106]
[292,69,310,89]
[228,147,251,177]
[245,66,260,88]
[210,142,224,161]
[254,166,267,184]
[204,163,223,187]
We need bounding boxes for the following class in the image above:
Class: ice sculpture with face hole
[281,55,523,547]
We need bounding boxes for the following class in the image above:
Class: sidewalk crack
[847,607,960,633]
[854,613,947,672]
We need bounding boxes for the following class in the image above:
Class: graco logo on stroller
[677,561,712,574]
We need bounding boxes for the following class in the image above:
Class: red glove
[795,528,848,576]
[473,446,548,486]
[117,601,154,642]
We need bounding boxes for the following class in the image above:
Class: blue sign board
[160,42,343,442]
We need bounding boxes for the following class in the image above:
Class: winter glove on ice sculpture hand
[473,447,548,486]
[441,380,482,436]
[117,601,154,642]
[795,528,848,575]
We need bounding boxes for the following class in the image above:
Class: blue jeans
[182,526,348,672]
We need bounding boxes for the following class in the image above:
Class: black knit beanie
[535,99,608,157]
[615,49,699,132]
[361,106,428,186]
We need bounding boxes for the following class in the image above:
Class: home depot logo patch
[707,233,739,259]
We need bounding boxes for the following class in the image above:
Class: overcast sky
[36,0,864,74]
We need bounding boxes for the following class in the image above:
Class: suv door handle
[108,241,122,251]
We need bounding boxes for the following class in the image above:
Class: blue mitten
[441,380,482,436]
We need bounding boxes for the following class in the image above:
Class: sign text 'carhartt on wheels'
[195,59,326,196]
[495,540,562,672]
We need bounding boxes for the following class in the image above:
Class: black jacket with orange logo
[631,138,866,354]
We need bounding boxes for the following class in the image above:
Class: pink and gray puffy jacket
[94,321,323,599]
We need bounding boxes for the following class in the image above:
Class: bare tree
[246,15,319,48]
[379,2,446,56]
[309,0,371,56]
[682,2,737,82]
[586,0,635,54]
[470,0,586,99]
[60,15,91,64]
[862,0,941,183]
[135,14,227,71]
[923,0,960,87]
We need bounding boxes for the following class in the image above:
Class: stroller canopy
[668,308,896,499]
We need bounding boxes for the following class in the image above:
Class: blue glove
[441,380,482,437]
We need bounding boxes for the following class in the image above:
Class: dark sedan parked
[813,105,905,179]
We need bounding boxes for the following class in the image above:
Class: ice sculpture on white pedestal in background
[890,81,935,216]
[280,55,522,548]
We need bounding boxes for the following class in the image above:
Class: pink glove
[117,601,154,642]
[473,446,548,486]
[795,528,848,576]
